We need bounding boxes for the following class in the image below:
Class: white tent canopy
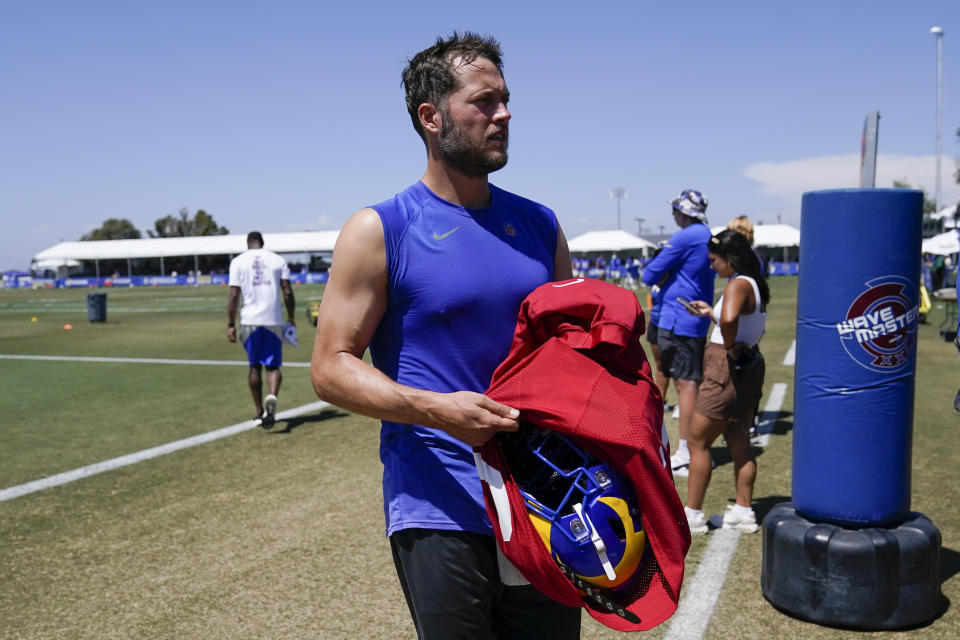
[31,257,82,270]
[567,229,657,253]
[922,229,959,256]
[32,231,340,263]
[710,223,800,248]
[929,204,958,230]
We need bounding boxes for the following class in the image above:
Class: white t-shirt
[228,248,290,326]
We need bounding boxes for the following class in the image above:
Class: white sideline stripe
[0,400,331,503]
[750,382,788,448]
[0,354,311,368]
[782,340,796,366]
[665,381,787,640]
[664,529,741,640]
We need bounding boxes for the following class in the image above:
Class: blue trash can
[87,293,107,323]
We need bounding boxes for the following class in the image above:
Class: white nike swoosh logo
[552,278,585,288]
[432,225,463,241]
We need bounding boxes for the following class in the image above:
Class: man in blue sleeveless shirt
[310,33,577,639]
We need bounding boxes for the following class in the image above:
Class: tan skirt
[694,342,765,424]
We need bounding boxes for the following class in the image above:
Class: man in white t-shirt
[227,231,295,428]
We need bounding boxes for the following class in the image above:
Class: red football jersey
[477,277,690,632]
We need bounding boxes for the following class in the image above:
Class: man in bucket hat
[642,189,714,477]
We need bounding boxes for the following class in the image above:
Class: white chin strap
[573,503,616,581]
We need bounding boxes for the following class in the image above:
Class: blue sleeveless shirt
[370,180,558,536]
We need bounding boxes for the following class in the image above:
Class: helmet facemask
[498,422,648,597]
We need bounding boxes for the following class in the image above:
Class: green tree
[148,207,229,237]
[80,218,142,240]
[892,179,937,214]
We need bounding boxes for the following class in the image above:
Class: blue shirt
[370,181,558,536]
[648,284,663,327]
[641,223,713,337]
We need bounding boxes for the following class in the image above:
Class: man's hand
[425,391,520,448]
[227,326,237,343]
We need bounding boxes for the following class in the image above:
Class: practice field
[1,278,958,639]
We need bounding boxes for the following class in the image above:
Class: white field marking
[751,382,787,448]
[0,400,331,503]
[664,382,787,640]
[663,529,741,640]
[0,354,311,368]
[782,340,796,366]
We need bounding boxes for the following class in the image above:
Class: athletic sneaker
[672,405,680,419]
[670,450,690,477]
[671,456,714,478]
[721,505,759,533]
[687,510,708,536]
[954,388,960,413]
[252,415,263,427]
[670,449,689,468]
[262,394,278,429]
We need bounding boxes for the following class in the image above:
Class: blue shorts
[240,325,283,368]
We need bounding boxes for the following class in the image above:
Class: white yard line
[0,354,311,367]
[750,382,787,448]
[664,529,741,640]
[782,340,796,366]
[0,400,330,503]
[664,380,787,640]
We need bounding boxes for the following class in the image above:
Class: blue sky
[2,1,958,270]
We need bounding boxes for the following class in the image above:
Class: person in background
[641,189,714,477]
[681,229,769,534]
[309,32,578,639]
[726,215,754,245]
[645,243,672,411]
[932,253,946,291]
[227,231,295,428]
[726,215,762,437]
[954,264,960,412]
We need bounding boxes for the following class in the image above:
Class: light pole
[611,187,627,229]
[931,26,944,214]
[634,217,645,235]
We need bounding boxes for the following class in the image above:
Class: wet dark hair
[708,229,770,306]
[402,32,504,143]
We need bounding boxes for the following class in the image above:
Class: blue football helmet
[499,423,647,596]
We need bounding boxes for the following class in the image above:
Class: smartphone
[676,297,698,314]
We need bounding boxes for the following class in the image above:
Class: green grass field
[1,278,958,639]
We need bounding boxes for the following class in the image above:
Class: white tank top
[710,274,766,346]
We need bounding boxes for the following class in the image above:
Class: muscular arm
[226,286,240,342]
[554,224,574,280]
[718,278,755,349]
[309,208,519,447]
[280,279,295,323]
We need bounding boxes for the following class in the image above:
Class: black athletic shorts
[646,320,660,346]
[390,528,581,640]
[657,328,706,381]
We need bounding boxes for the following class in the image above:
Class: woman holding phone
[680,229,770,535]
